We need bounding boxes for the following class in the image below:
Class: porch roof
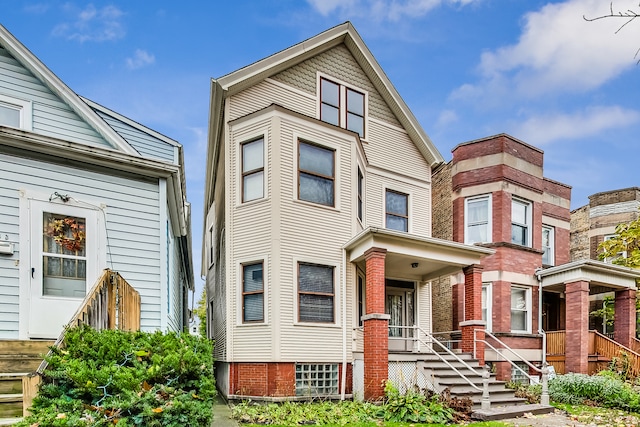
[343,227,493,281]
[538,259,640,294]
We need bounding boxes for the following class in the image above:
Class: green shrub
[549,372,640,412]
[17,326,215,426]
[381,381,453,424]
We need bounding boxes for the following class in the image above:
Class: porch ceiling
[343,227,493,281]
[539,259,640,294]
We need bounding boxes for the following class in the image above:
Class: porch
[344,227,494,400]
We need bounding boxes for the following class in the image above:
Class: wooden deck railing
[545,330,640,377]
[630,337,640,355]
[23,269,141,414]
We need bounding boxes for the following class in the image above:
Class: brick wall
[452,134,543,167]
[589,187,640,207]
[431,163,453,333]
[570,205,590,261]
[229,362,352,397]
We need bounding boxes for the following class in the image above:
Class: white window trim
[510,285,532,334]
[357,270,366,327]
[236,255,269,326]
[316,72,369,140]
[383,186,411,233]
[356,165,365,226]
[236,131,268,207]
[464,194,492,245]
[208,224,215,268]
[542,225,554,266]
[0,93,33,131]
[293,256,341,328]
[511,197,532,247]
[482,282,492,332]
[292,132,341,211]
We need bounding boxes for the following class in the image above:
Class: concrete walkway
[212,394,238,427]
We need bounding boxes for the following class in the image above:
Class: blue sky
[4,0,640,295]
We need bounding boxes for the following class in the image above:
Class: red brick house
[432,134,640,380]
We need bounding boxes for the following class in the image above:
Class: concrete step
[0,375,24,395]
[0,417,22,426]
[471,403,555,420]
[0,356,44,374]
[0,341,53,356]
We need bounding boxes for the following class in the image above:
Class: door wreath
[45,216,86,252]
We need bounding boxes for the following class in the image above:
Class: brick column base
[363,315,390,401]
[461,320,485,365]
[615,288,637,349]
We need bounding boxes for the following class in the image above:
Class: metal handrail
[474,328,549,405]
[391,325,482,392]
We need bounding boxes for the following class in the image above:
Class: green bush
[549,372,640,412]
[17,326,215,426]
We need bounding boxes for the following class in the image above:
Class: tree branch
[584,2,640,34]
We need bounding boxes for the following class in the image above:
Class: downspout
[536,268,546,367]
[341,248,347,400]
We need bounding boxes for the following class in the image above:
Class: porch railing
[545,330,640,377]
[473,329,549,406]
[23,269,141,414]
[392,326,489,408]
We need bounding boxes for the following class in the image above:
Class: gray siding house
[0,24,193,339]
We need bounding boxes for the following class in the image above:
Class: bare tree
[584,2,640,60]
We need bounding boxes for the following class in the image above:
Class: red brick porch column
[565,280,590,374]
[615,288,637,349]
[363,247,389,401]
[460,264,485,365]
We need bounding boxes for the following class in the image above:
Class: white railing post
[540,363,549,406]
[481,364,490,410]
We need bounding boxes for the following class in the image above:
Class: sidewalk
[212,394,238,427]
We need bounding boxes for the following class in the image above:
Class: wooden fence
[23,269,141,414]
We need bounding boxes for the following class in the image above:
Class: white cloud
[306,0,479,21]
[455,0,640,100]
[511,106,640,145]
[126,49,155,70]
[52,4,125,42]
[435,109,459,127]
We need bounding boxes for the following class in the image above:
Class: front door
[386,282,415,352]
[29,200,98,338]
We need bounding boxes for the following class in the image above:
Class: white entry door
[386,286,415,352]
[29,200,99,338]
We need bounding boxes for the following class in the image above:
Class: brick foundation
[228,362,352,397]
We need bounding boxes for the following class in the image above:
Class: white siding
[95,110,177,163]
[365,121,430,180]
[365,171,432,237]
[166,217,183,332]
[0,153,163,338]
[228,79,315,121]
[0,47,110,148]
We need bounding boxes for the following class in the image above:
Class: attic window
[319,77,365,138]
[0,94,32,131]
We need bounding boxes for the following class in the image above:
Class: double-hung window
[357,274,365,326]
[0,94,32,130]
[298,140,335,207]
[298,262,334,323]
[385,190,408,232]
[241,138,264,202]
[320,77,365,137]
[603,234,626,263]
[511,286,530,333]
[242,262,264,323]
[511,198,532,247]
[465,195,491,244]
[542,225,554,266]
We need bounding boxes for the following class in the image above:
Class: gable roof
[0,24,139,156]
[205,22,444,215]
[215,22,443,168]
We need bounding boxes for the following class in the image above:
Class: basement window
[295,364,339,397]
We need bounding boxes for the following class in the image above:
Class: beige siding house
[203,22,491,401]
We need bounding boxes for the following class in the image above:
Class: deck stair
[0,340,53,426]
